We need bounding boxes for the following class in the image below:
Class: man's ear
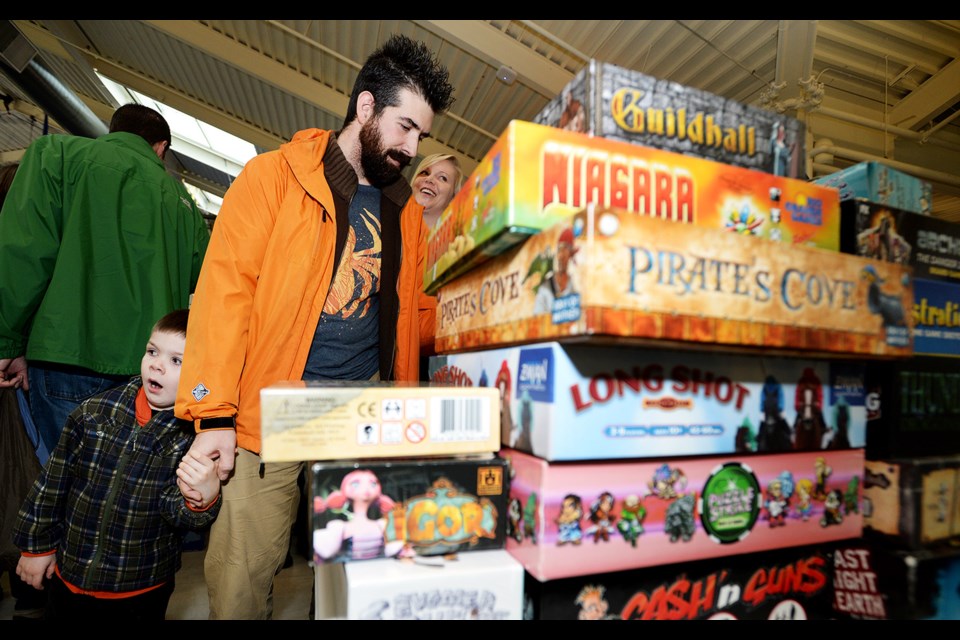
[152,140,168,161]
[356,91,376,125]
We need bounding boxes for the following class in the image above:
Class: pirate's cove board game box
[309,456,509,564]
[314,550,525,620]
[524,542,841,620]
[814,161,932,216]
[500,447,864,582]
[260,381,500,461]
[435,207,913,358]
[429,342,867,461]
[863,456,960,549]
[533,59,807,178]
[424,119,840,294]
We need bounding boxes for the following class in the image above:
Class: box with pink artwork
[436,206,914,358]
[500,447,864,582]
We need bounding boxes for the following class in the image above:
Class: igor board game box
[435,207,913,358]
[424,119,841,294]
[309,456,509,564]
[429,342,867,461]
[814,161,932,216]
[314,550,525,620]
[533,59,807,178]
[863,357,960,459]
[260,381,500,462]
[501,447,864,581]
[524,542,841,620]
[863,456,960,549]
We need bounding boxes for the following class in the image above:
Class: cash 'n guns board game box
[424,119,840,294]
[533,59,807,178]
[435,207,913,358]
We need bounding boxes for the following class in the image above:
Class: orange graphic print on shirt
[323,207,381,318]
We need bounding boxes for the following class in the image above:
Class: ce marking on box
[356,400,378,419]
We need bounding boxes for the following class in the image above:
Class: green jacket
[0,131,210,374]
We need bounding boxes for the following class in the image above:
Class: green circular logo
[697,462,762,544]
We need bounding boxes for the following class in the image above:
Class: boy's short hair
[152,308,189,338]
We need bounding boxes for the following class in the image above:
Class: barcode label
[431,397,491,442]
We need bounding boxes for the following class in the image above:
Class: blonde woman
[411,153,463,229]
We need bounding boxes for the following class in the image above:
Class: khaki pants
[204,448,303,620]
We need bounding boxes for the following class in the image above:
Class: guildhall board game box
[524,542,841,620]
[309,456,509,565]
[435,206,914,358]
[814,161,932,216]
[863,357,960,460]
[533,59,807,178]
[500,447,864,581]
[424,119,840,295]
[313,549,525,620]
[863,456,960,549]
[429,341,867,461]
[260,381,500,462]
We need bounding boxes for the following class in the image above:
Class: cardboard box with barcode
[260,381,500,462]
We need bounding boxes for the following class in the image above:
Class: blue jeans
[27,362,130,453]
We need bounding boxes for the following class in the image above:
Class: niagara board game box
[429,342,866,461]
[424,119,840,294]
[533,59,806,178]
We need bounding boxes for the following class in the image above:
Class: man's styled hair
[342,34,455,129]
[152,308,189,339]
[109,103,172,148]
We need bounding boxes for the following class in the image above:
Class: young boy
[13,309,220,620]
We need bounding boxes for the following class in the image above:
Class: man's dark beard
[359,117,411,188]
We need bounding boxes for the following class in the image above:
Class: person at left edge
[0,104,210,454]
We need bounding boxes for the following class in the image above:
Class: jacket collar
[100,132,165,168]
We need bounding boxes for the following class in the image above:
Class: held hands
[189,429,238,482]
[0,355,29,389]
[16,554,56,590]
[177,451,221,509]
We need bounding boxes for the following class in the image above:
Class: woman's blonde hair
[412,153,464,193]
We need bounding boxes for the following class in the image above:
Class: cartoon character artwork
[813,456,832,501]
[507,497,524,543]
[575,584,619,620]
[844,476,860,515]
[664,494,697,543]
[796,478,814,522]
[735,417,757,453]
[821,489,844,527]
[532,225,580,317]
[522,493,538,544]
[514,389,534,452]
[617,494,646,547]
[770,121,792,177]
[765,471,795,528]
[312,469,405,562]
[862,265,908,329]
[793,368,827,451]
[586,491,617,544]
[556,493,584,546]
[757,374,794,452]
[825,398,852,450]
[648,464,687,500]
[856,211,911,264]
[495,360,514,447]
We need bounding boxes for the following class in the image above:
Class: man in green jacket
[0,103,210,455]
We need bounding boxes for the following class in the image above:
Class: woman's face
[413,158,458,216]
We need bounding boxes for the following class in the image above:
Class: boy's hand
[16,554,55,590]
[177,451,221,508]
[189,429,237,481]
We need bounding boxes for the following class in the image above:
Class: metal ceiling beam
[888,57,960,130]
[773,20,818,104]
[417,20,573,98]
[143,20,454,159]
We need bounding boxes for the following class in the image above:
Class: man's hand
[0,355,29,390]
[177,451,221,508]
[188,429,237,481]
[16,554,56,590]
